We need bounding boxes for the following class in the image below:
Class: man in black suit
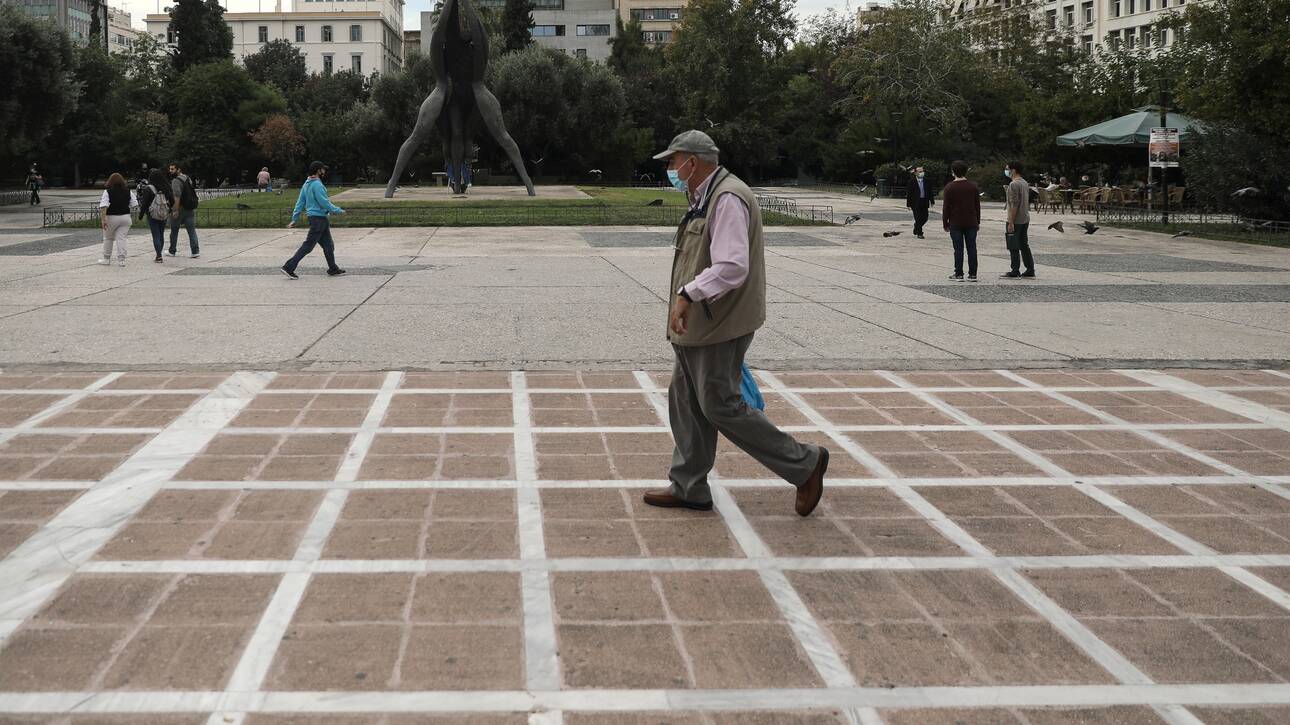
[905,166,935,239]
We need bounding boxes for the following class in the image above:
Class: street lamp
[1155,77,1173,225]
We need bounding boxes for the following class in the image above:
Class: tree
[170,0,233,72]
[54,45,119,185]
[245,39,308,95]
[666,0,797,177]
[250,114,306,172]
[0,5,77,159]
[171,61,285,181]
[500,0,535,53]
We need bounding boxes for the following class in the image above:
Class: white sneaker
[96,258,110,265]
[190,253,200,259]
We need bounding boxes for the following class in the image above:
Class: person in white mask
[645,130,829,517]
[905,166,935,239]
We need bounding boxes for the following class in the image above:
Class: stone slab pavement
[1,195,1289,369]
[1,368,1290,724]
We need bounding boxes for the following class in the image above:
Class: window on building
[531,25,565,36]
[1106,29,1120,47]
[1111,0,1120,16]
[574,48,587,58]
[350,24,362,41]
[1045,9,1056,28]
[1125,29,1136,47]
[295,25,305,42]
[323,54,333,73]
[1064,5,1075,24]
[531,0,563,8]
[258,25,268,43]
[1127,0,1135,13]
[322,25,333,41]
[1143,0,1151,9]
[576,24,610,36]
[352,54,362,73]
[1082,34,1093,52]
[166,28,179,44]
[641,30,672,43]
[1083,1,1093,23]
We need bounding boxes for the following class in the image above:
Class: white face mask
[1004,169,1013,178]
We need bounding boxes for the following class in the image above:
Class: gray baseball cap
[653,130,720,160]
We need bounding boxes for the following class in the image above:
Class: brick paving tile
[6,367,1290,723]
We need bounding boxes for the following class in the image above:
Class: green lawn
[1102,221,1290,248]
[54,185,828,228]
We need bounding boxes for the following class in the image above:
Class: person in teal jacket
[281,161,347,279]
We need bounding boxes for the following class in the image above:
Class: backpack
[146,184,170,221]
[180,176,199,209]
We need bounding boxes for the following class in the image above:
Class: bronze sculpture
[384,0,536,197]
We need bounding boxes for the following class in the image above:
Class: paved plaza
[2,194,1290,369]
[1,193,1290,723]
[1,368,1290,723]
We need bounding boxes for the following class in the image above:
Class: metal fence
[1096,205,1290,241]
[755,195,834,223]
[0,190,30,206]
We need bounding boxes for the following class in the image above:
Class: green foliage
[489,45,641,180]
[245,40,308,95]
[500,0,535,53]
[170,0,233,72]
[170,62,285,181]
[0,5,76,158]
[666,0,796,177]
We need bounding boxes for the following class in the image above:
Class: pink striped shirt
[679,169,751,302]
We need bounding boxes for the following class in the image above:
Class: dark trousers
[147,217,167,256]
[30,188,40,205]
[911,201,929,235]
[667,333,819,504]
[1009,222,1035,273]
[169,208,199,254]
[949,225,978,276]
[285,215,340,273]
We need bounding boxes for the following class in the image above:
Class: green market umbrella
[1056,107,1203,147]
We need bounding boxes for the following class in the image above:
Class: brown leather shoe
[795,448,829,517]
[643,489,714,511]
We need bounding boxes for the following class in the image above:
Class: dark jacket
[137,183,174,221]
[941,178,981,230]
[906,176,935,208]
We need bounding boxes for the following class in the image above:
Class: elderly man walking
[644,130,829,516]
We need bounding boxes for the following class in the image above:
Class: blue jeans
[948,225,978,276]
[148,217,167,256]
[169,208,199,254]
[284,216,340,273]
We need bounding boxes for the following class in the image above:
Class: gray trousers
[667,333,820,504]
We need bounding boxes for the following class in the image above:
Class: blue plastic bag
[740,363,766,411]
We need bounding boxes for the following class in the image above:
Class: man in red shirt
[941,160,981,281]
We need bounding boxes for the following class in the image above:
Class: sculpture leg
[449,104,467,194]
[385,86,447,198]
[471,83,535,196]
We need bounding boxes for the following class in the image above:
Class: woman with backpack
[138,169,175,263]
[98,173,138,267]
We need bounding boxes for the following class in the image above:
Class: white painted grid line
[513,371,562,693]
[758,370,898,478]
[334,372,404,482]
[1121,369,1290,429]
[0,371,270,643]
[0,372,122,447]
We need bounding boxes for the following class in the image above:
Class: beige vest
[667,169,766,346]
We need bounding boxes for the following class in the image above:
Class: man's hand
[287,220,295,229]
[1007,222,1015,233]
[669,296,690,336]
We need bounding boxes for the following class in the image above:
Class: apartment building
[107,5,139,54]
[8,0,95,45]
[146,0,405,76]
[423,0,616,62]
[947,0,1197,52]
[617,0,684,45]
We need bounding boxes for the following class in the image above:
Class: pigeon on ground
[844,214,862,225]
[882,231,901,237]
[1047,221,1064,233]
[1231,187,1260,198]
[646,199,664,207]
[1171,230,1191,238]
[276,190,283,196]
[868,192,879,202]
[1080,221,1098,234]
[236,202,251,210]
[853,184,869,194]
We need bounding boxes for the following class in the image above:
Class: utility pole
[1159,88,1170,225]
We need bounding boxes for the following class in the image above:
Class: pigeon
[843,214,862,225]
[1047,221,1064,233]
[882,231,901,237]
[853,184,869,194]
[276,190,283,196]
[1171,230,1191,238]
[646,199,663,207]
[1079,221,1098,234]
[868,191,879,202]
[236,202,251,210]
[1231,187,1260,198]
[978,191,986,197]
[704,116,720,129]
